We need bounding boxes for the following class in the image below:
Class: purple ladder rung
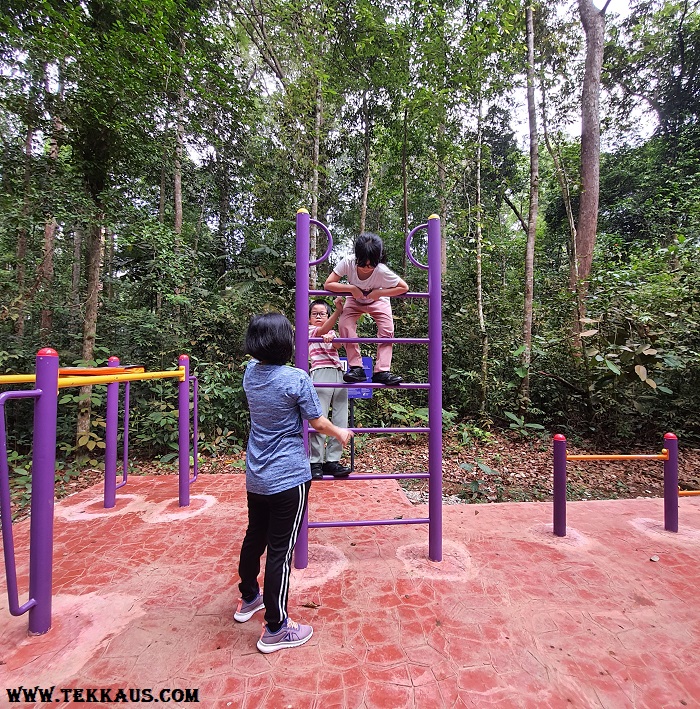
[309,518,430,528]
[313,472,429,481]
[313,382,429,389]
[308,289,428,298]
[309,426,428,434]
[308,337,429,344]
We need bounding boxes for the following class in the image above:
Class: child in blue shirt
[234,312,353,653]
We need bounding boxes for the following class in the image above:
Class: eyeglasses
[311,312,327,318]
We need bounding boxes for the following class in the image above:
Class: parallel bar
[309,427,429,434]
[566,453,668,461]
[309,337,429,344]
[309,518,430,528]
[313,382,429,389]
[309,289,428,299]
[313,473,429,481]
[679,490,700,497]
[0,375,36,385]
[57,369,184,388]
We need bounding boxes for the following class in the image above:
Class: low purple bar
[0,389,41,616]
[310,518,430,528]
[314,473,429,481]
[663,433,678,532]
[553,434,567,537]
[309,337,429,344]
[313,382,429,389]
[309,427,429,434]
[309,289,428,298]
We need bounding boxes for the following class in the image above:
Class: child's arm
[314,297,343,337]
[309,415,354,446]
[365,276,409,301]
[325,272,365,300]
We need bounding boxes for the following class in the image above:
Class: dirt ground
[44,431,700,515]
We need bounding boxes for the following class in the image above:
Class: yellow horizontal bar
[679,490,700,497]
[0,374,36,385]
[58,369,185,388]
[566,451,669,462]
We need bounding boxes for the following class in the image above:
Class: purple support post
[663,432,678,533]
[294,208,311,570]
[553,434,567,537]
[178,355,191,507]
[28,348,59,635]
[104,356,120,508]
[427,215,443,562]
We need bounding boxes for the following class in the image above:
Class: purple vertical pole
[28,348,59,635]
[663,432,678,532]
[427,215,443,562]
[553,434,567,537]
[294,208,310,570]
[178,355,191,507]
[104,356,119,508]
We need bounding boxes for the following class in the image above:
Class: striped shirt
[309,325,342,372]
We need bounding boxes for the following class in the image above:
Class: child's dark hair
[309,299,332,317]
[355,232,386,268]
[245,312,294,365]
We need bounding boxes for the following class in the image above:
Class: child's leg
[309,370,333,464]
[366,300,394,372]
[338,300,364,368]
[262,481,311,630]
[238,492,270,600]
[325,373,349,463]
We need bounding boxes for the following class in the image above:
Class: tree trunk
[574,0,609,293]
[519,4,539,415]
[14,127,34,338]
[174,84,184,237]
[76,220,105,441]
[437,123,447,274]
[38,218,57,341]
[359,91,371,234]
[402,105,409,271]
[475,100,489,422]
[70,224,83,328]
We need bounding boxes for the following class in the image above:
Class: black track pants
[238,481,310,628]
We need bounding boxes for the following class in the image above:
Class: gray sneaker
[234,592,264,622]
[256,618,313,653]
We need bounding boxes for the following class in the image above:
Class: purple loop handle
[308,219,333,266]
[406,223,429,270]
[189,376,199,483]
[0,389,41,616]
[116,382,130,490]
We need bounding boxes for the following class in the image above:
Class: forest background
[1,0,699,498]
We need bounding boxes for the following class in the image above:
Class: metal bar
[103,357,120,508]
[189,375,199,484]
[679,490,700,497]
[117,382,130,490]
[57,370,184,388]
[313,473,429,481]
[309,289,428,299]
[310,518,430,528]
[313,382,429,389]
[553,434,567,537]
[427,215,443,562]
[566,453,668,461]
[664,433,679,532]
[309,337,429,344]
[28,348,59,634]
[178,355,191,507]
[0,375,36,385]
[294,208,311,570]
[0,389,41,617]
[309,427,429,434]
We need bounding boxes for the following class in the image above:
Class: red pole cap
[37,348,58,357]
[108,356,120,364]
[664,432,678,440]
[179,354,189,362]
[553,433,567,441]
